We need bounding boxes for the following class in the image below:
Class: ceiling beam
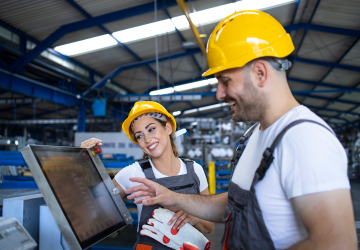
[286,23,360,38]
[289,57,360,72]
[8,0,181,73]
[0,68,91,107]
[64,0,169,86]
[7,0,359,75]
[82,48,201,96]
[22,105,78,120]
[0,20,134,95]
[306,105,360,118]
[294,93,360,106]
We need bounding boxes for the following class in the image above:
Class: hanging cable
[154,0,160,90]
[166,30,174,87]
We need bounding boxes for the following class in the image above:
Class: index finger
[125,177,154,193]
[125,184,150,196]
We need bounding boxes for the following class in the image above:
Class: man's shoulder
[273,105,334,140]
[269,106,345,164]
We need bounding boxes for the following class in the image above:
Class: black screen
[32,147,125,248]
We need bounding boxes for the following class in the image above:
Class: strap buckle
[262,148,274,161]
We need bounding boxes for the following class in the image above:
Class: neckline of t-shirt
[148,158,185,178]
[257,105,304,135]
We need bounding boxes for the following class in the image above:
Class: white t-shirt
[232,105,350,250]
[114,158,208,230]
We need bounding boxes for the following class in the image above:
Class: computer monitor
[21,145,133,250]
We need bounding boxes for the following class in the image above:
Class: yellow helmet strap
[264,57,292,71]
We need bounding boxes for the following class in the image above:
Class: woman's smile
[148,142,159,151]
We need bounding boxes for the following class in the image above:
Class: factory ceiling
[0,0,359,132]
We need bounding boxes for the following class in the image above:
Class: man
[126,10,357,250]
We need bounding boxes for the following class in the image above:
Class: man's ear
[252,60,268,88]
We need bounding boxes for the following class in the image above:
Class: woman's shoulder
[119,161,142,174]
[193,161,206,174]
[179,158,205,175]
[116,161,145,180]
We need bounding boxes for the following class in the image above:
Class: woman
[81,101,214,249]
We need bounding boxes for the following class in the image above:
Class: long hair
[132,118,178,158]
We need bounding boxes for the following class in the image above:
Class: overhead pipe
[82,48,201,97]
[175,0,207,56]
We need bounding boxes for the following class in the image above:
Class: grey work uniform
[221,119,333,250]
[133,158,201,250]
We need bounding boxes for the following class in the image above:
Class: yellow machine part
[208,161,216,195]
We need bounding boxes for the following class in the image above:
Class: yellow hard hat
[202,10,295,77]
[122,101,177,144]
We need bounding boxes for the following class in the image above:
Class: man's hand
[126,177,229,223]
[125,177,178,208]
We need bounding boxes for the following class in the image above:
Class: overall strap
[230,123,259,177]
[138,158,156,179]
[256,119,334,180]
[180,158,195,175]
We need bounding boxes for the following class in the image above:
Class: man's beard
[227,73,268,122]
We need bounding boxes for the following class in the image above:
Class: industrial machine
[351,133,360,179]
[0,217,37,250]
[20,145,133,250]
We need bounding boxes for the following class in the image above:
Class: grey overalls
[133,158,201,250]
[221,119,333,250]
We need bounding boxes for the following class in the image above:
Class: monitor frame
[21,145,133,250]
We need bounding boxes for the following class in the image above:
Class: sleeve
[114,163,137,191]
[276,123,350,199]
[193,162,209,192]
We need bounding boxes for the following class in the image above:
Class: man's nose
[216,83,226,101]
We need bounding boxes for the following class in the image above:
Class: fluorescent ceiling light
[183,108,198,115]
[199,103,228,112]
[54,0,295,57]
[150,88,175,96]
[149,78,217,96]
[113,19,175,43]
[183,103,228,115]
[172,111,181,116]
[175,78,218,91]
[55,34,117,56]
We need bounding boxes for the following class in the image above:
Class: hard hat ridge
[202,10,295,77]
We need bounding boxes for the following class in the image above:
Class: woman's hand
[80,138,102,148]
[167,208,199,230]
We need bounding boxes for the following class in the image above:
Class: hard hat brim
[202,33,294,77]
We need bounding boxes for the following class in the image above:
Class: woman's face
[132,116,172,158]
